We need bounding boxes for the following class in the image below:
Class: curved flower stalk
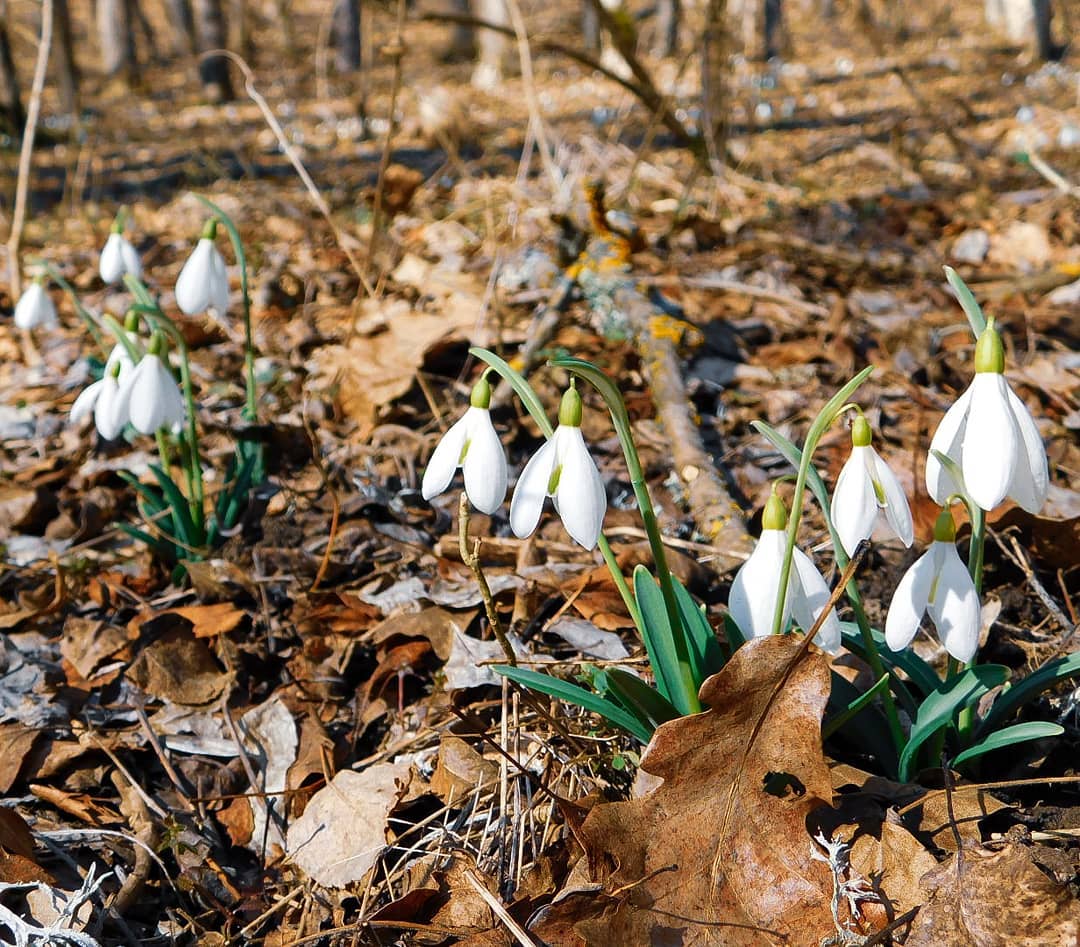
[885,508,981,663]
[832,414,913,557]
[175,220,229,316]
[728,491,842,654]
[510,384,607,550]
[421,375,508,514]
[100,227,142,284]
[926,320,1048,513]
[13,279,58,329]
[115,333,186,435]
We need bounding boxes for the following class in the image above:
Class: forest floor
[1,0,1079,943]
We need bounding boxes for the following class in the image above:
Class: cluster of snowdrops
[421,278,1068,780]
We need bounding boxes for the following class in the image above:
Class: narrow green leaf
[672,577,724,682]
[944,265,987,337]
[824,673,898,777]
[979,652,1080,736]
[493,666,653,742]
[899,666,1009,782]
[952,722,1064,768]
[723,612,747,652]
[596,667,679,730]
[117,471,168,516]
[633,565,689,711]
[841,623,939,700]
[149,464,199,549]
[823,673,890,739]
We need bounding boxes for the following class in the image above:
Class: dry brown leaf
[30,784,118,826]
[127,630,234,706]
[167,602,248,639]
[0,724,42,794]
[906,843,1080,946]
[557,635,857,947]
[430,735,500,804]
[286,762,414,888]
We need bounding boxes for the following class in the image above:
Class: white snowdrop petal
[872,449,914,547]
[1004,383,1049,514]
[70,380,103,423]
[14,283,58,329]
[421,411,471,501]
[100,234,126,284]
[121,239,143,281]
[553,426,606,549]
[126,355,182,434]
[832,446,879,557]
[925,386,972,505]
[789,545,841,654]
[461,410,507,514]
[962,373,1018,511]
[175,239,215,315]
[209,246,229,314]
[927,542,981,663]
[884,548,937,653]
[510,435,559,539]
[728,529,788,640]
[94,376,126,439]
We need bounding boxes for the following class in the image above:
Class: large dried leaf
[552,636,863,946]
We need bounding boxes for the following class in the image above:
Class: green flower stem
[38,260,106,352]
[771,366,874,638]
[469,347,645,638]
[195,195,257,422]
[155,429,173,477]
[123,280,204,531]
[101,314,142,366]
[598,534,642,631]
[552,356,700,714]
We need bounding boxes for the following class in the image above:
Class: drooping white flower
[926,320,1048,513]
[114,339,185,435]
[831,415,913,557]
[421,376,507,514]
[885,509,981,663]
[71,368,127,440]
[510,385,606,550]
[100,230,142,284]
[728,492,842,654]
[175,223,229,316]
[13,280,58,330]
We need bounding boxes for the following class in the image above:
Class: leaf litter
[1,0,1079,943]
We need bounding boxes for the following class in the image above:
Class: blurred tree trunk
[653,0,679,57]
[701,0,727,167]
[1032,0,1055,60]
[97,0,136,77]
[0,8,23,137]
[163,0,196,55]
[193,0,233,100]
[227,0,251,62]
[332,0,360,71]
[582,2,600,52]
[52,0,78,113]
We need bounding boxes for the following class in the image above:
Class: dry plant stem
[464,868,535,946]
[459,492,516,666]
[5,0,52,300]
[108,768,160,916]
[713,546,867,883]
[365,0,407,281]
[203,49,374,298]
[503,0,561,193]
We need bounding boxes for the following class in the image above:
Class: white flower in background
[71,366,126,440]
[926,320,1048,513]
[831,414,913,557]
[114,335,185,434]
[728,491,842,654]
[175,221,229,316]
[13,280,58,330]
[510,385,606,550]
[421,376,507,514]
[885,508,981,663]
[100,229,142,284]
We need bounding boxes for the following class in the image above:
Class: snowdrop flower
[114,333,185,434]
[885,508,981,663]
[421,375,507,514]
[13,279,58,329]
[100,226,142,284]
[728,491,842,654]
[831,415,913,557]
[926,320,1048,513]
[510,384,606,550]
[175,220,229,316]
[71,364,127,439]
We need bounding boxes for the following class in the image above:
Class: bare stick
[459,491,516,666]
[6,0,53,299]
